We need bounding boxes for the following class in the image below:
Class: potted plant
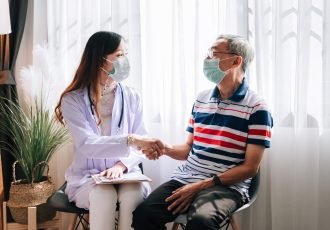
[0,96,69,224]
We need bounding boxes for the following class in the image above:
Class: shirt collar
[210,77,248,102]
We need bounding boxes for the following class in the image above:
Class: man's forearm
[215,164,258,186]
[164,143,191,160]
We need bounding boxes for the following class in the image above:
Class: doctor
[55,31,163,230]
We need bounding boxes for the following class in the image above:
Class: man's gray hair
[216,34,254,73]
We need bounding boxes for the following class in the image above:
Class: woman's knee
[89,184,117,206]
[118,183,143,201]
[118,184,144,211]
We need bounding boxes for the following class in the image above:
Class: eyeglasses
[206,49,237,59]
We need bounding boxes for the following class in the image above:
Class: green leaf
[0,97,69,183]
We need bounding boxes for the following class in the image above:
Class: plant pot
[7,161,56,224]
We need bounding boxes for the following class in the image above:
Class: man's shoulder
[196,88,213,101]
[244,89,265,104]
[244,89,271,112]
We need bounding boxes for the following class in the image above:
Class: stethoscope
[87,83,124,131]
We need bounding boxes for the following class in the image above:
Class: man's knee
[186,213,220,230]
[132,201,169,230]
[132,201,152,225]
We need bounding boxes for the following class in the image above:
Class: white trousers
[89,183,144,230]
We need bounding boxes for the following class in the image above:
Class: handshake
[128,134,170,160]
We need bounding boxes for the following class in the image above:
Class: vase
[7,161,56,224]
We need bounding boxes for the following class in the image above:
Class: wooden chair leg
[3,202,7,230]
[28,206,37,230]
[230,215,239,230]
[172,222,180,230]
[67,213,78,230]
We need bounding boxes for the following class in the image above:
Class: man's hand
[142,148,161,160]
[130,134,166,159]
[165,182,203,214]
[99,161,127,179]
[142,143,174,160]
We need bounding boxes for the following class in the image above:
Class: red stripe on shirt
[188,117,194,126]
[194,105,217,110]
[194,136,246,150]
[218,107,251,115]
[249,129,271,138]
[194,105,251,116]
[195,127,247,142]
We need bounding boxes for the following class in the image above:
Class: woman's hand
[99,161,127,179]
[142,148,161,160]
[142,142,175,160]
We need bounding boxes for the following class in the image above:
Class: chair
[46,182,89,230]
[172,170,260,230]
[47,163,144,230]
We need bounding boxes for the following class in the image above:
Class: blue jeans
[132,179,243,230]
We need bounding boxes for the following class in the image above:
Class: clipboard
[92,172,152,184]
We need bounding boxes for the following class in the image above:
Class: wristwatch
[212,174,222,186]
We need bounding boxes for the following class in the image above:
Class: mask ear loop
[103,57,111,63]
[216,56,239,72]
[217,55,238,62]
[102,57,115,74]
[100,66,108,74]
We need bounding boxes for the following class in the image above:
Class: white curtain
[15,0,330,229]
[46,0,142,90]
[238,0,330,229]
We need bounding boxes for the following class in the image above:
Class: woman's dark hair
[55,31,123,124]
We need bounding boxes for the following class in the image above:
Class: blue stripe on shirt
[194,113,249,133]
[192,150,243,166]
[192,144,246,159]
[249,110,273,126]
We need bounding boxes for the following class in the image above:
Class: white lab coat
[61,84,149,208]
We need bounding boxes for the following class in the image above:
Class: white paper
[92,172,152,184]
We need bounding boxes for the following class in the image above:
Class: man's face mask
[203,56,235,85]
[102,56,130,82]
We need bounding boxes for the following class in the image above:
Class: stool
[2,202,60,230]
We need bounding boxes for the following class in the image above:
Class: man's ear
[232,56,243,68]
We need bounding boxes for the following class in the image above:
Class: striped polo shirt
[171,78,273,200]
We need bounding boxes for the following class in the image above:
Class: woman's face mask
[203,57,235,85]
[102,56,130,82]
